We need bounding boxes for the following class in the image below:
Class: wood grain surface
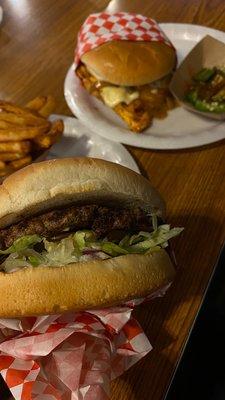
[0,1,225,399]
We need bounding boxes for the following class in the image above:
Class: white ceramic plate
[48,115,140,173]
[64,23,225,149]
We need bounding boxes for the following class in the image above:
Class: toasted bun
[0,250,175,317]
[81,41,176,86]
[0,157,164,229]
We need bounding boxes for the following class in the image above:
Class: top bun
[81,41,176,86]
[0,158,164,229]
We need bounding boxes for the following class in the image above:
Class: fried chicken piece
[114,99,151,133]
[76,63,177,132]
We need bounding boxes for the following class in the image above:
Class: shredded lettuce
[151,214,158,231]
[3,255,32,273]
[73,230,96,250]
[73,230,98,256]
[0,222,183,273]
[43,237,78,266]
[128,225,184,252]
[0,235,42,255]
[27,255,42,267]
[119,235,130,247]
[24,249,46,267]
[101,242,128,257]
[2,248,48,273]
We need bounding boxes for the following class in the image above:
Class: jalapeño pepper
[186,89,225,113]
[185,66,225,113]
[194,68,216,82]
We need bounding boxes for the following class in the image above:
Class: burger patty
[0,204,152,250]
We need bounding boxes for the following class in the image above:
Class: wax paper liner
[0,308,149,399]
[75,12,174,64]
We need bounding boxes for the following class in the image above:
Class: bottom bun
[0,250,175,317]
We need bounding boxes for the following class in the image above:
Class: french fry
[0,96,61,179]
[9,156,32,170]
[0,141,31,153]
[25,95,56,117]
[0,152,27,162]
[0,120,15,129]
[25,96,48,112]
[0,123,50,142]
[37,95,56,118]
[0,101,40,118]
[33,119,64,149]
[0,111,49,127]
[0,160,6,169]
[0,102,31,121]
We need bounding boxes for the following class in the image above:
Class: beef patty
[0,204,152,250]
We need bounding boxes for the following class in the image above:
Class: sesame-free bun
[0,250,175,317]
[0,158,175,317]
[0,157,164,229]
[81,41,176,86]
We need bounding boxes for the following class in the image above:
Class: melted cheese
[100,86,139,108]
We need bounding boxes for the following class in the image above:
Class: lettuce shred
[0,216,183,273]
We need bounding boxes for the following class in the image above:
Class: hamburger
[0,158,183,317]
[75,40,177,132]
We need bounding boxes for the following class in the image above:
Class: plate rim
[49,114,140,173]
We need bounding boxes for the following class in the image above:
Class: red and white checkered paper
[0,284,171,400]
[0,306,151,399]
[75,12,174,64]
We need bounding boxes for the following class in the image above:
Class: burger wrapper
[170,35,225,120]
[0,310,140,398]
[75,12,174,64]
[0,284,171,400]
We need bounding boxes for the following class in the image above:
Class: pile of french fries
[0,96,63,179]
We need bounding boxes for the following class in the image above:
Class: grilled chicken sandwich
[76,41,177,132]
[0,158,183,317]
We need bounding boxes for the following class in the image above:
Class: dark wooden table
[0,1,225,399]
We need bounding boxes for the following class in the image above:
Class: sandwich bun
[0,157,164,229]
[0,251,175,317]
[81,41,176,86]
[0,158,175,317]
